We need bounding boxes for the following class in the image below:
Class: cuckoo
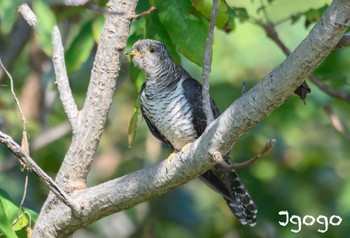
[125,39,257,226]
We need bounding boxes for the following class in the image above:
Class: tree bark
[32,0,138,236]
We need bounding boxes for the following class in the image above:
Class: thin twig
[13,171,29,227]
[52,27,79,132]
[258,21,290,55]
[0,60,28,142]
[214,139,276,169]
[0,57,31,226]
[324,105,350,141]
[0,122,72,173]
[258,0,271,23]
[18,3,38,30]
[0,131,81,213]
[309,75,350,103]
[131,6,156,19]
[202,0,219,124]
[241,80,247,95]
[18,171,29,215]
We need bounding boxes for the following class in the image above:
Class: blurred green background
[1,0,350,237]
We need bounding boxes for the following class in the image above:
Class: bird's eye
[149,47,156,53]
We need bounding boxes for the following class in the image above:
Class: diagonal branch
[309,74,350,103]
[0,131,80,213]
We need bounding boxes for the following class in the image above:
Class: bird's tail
[200,162,257,226]
[223,170,257,226]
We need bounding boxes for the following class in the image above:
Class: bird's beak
[124,49,140,56]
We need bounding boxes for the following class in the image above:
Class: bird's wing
[140,83,174,150]
[181,76,219,136]
[182,76,257,226]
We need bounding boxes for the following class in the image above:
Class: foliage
[0,0,349,237]
[0,189,37,238]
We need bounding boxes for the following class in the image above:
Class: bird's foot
[167,143,192,164]
[165,150,178,171]
[167,150,178,161]
[181,143,192,153]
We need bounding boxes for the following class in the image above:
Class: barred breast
[140,79,198,151]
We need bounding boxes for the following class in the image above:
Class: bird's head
[124,39,170,78]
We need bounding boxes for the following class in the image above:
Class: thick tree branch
[33,0,138,236]
[52,27,79,132]
[51,0,137,191]
[29,0,350,236]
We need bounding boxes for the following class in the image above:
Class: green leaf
[32,0,57,56]
[146,12,181,64]
[154,0,209,66]
[135,0,151,13]
[12,213,28,232]
[0,0,22,34]
[92,16,105,43]
[0,190,38,238]
[192,0,234,32]
[0,190,19,238]
[65,19,95,75]
[15,209,37,238]
[303,4,328,28]
[290,4,328,28]
[230,7,249,23]
[128,96,141,148]
[126,33,146,148]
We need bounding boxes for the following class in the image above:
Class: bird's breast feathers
[141,79,198,150]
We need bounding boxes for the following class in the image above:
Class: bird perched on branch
[125,39,257,226]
